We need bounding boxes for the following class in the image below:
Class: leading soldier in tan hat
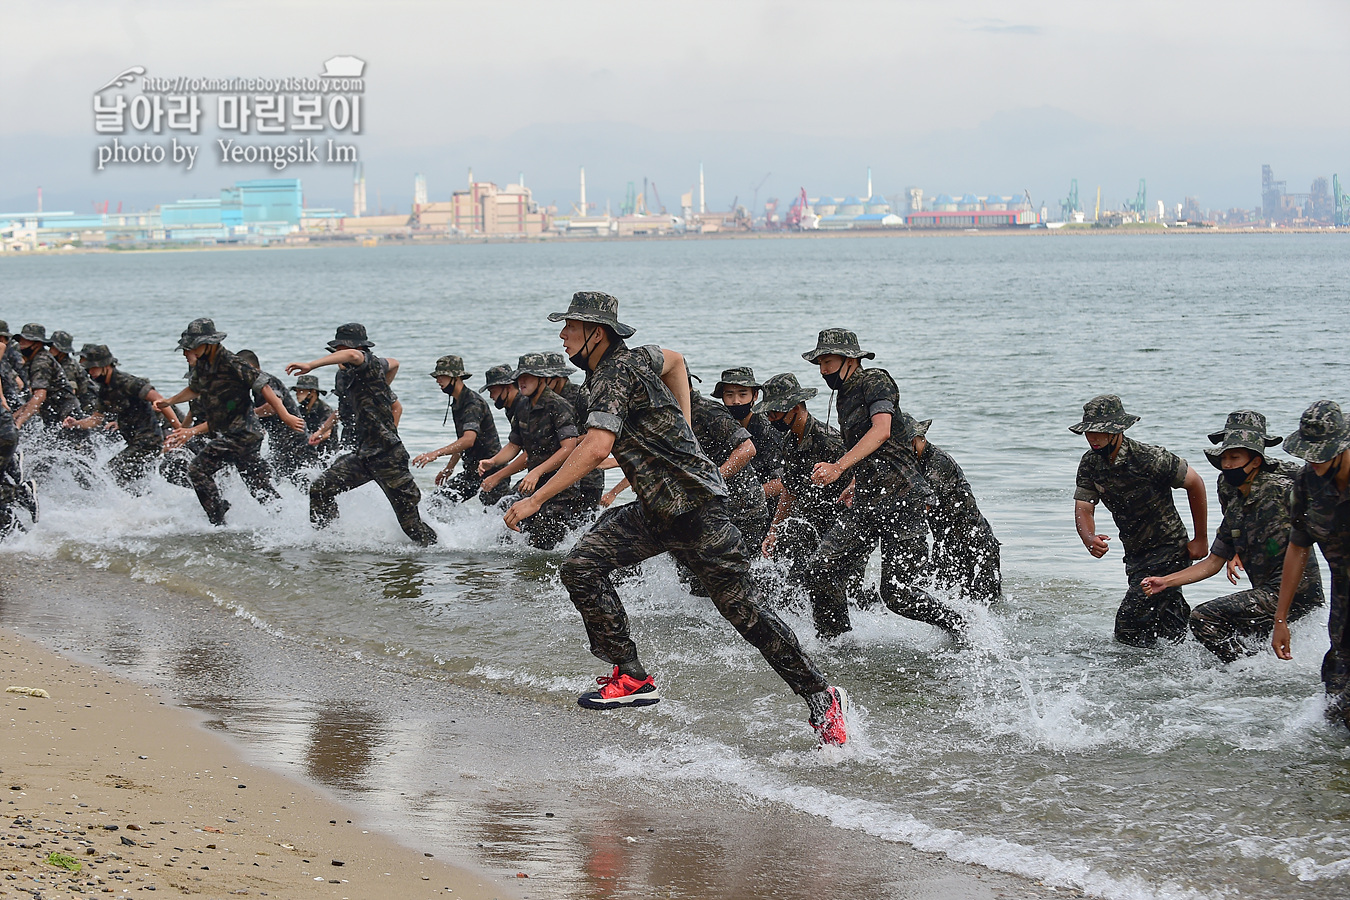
[1071,394,1208,646]
[1274,400,1350,728]
[1141,413,1323,661]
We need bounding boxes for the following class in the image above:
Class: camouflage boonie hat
[1283,400,1350,463]
[483,364,516,388]
[1068,394,1140,435]
[1205,428,1275,470]
[896,411,933,442]
[78,343,117,369]
[429,354,471,379]
[759,372,817,413]
[18,323,49,343]
[326,322,373,350]
[290,374,327,395]
[0,320,10,339]
[547,291,636,338]
[801,328,875,363]
[176,317,226,351]
[542,351,575,378]
[1207,410,1282,446]
[712,366,762,399]
[50,330,75,355]
[514,352,554,379]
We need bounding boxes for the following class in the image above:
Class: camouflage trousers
[106,437,162,491]
[1118,545,1191,647]
[188,431,280,525]
[805,492,965,640]
[1322,571,1350,729]
[1190,574,1324,663]
[931,519,1003,604]
[432,464,510,508]
[676,500,768,597]
[557,498,829,698]
[517,495,589,551]
[0,405,17,507]
[310,444,438,546]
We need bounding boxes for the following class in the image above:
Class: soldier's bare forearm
[535,429,615,506]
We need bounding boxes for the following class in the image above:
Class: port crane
[1335,174,1349,228]
[1124,179,1147,218]
[786,187,810,229]
[1059,179,1080,221]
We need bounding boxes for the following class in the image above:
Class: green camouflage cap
[1068,394,1140,435]
[49,330,75,355]
[429,354,472,379]
[0,320,10,339]
[176,317,226,351]
[1204,428,1273,470]
[290,374,327,395]
[514,351,554,379]
[78,343,117,369]
[759,372,818,413]
[801,328,876,363]
[547,291,636,338]
[483,363,516,388]
[896,411,932,441]
[1283,400,1350,463]
[18,323,49,343]
[712,366,762,399]
[326,322,373,350]
[1207,410,1282,446]
[542,351,575,378]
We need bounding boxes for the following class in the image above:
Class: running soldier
[237,349,309,483]
[1071,394,1209,646]
[12,324,79,431]
[900,412,1002,604]
[478,352,589,549]
[544,351,605,509]
[1273,401,1350,728]
[49,331,98,416]
[156,318,302,525]
[714,366,785,513]
[290,374,337,468]
[1141,415,1323,662]
[61,344,181,490]
[758,372,865,600]
[286,323,438,546]
[802,328,964,640]
[0,321,26,408]
[504,291,847,746]
[412,355,503,507]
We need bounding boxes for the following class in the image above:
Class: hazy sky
[3,1,1347,214]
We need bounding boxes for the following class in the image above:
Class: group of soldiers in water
[2,293,1347,741]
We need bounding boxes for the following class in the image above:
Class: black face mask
[440,382,455,396]
[1313,456,1343,484]
[493,395,508,410]
[725,402,753,421]
[1091,438,1117,458]
[1221,466,1251,486]
[769,416,792,433]
[569,325,604,373]
[822,369,845,391]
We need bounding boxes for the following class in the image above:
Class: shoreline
[0,552,1071,900]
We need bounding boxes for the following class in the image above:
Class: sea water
[3,233,1350,898]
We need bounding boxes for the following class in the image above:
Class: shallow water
[4,234,1350,899]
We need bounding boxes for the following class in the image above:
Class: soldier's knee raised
[558,552,595,594]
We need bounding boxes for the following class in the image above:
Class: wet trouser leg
[932,520,1003,604]
[188,432,270,525]
[310,452,369,528]
[0,410,17,510]
[434,468,482,505]
[678,501,769,597]
[804,504,880,639]
[1117,546,1191,646]
[519,496,581,550]
[1190,575,1324,663]
[107,440,160,491]
[559,499,829,697]
[880,527,966,633]
[311,446,437,546]
[1321,570,1350,728]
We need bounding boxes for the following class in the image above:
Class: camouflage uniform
[0,393,17,527]
[1191,465,1324,661]
[507,374,587,550]
[84,347,165,488]
[293,377,337,469]
[435,384,504,505]
[1285,401,1350,716]
[1074,435,1193,646]
[690,391,769,548]
[908,419,1002,604]
[554,377,606,508]
[800,331,958,639]
[332,367,357,451]
[185,340,280,524]
[18,330,79,427]
[250,368,308,481]
[160,397,207,490]
[51,332,97,415]
[553,320,828,699]
[309,337,437,546]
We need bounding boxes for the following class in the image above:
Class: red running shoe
[578,667,661,709]
[811,686,849,747]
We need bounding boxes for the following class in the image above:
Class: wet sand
[0,553,1068,900]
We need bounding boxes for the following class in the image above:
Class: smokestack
[867,167,872,200]
[579,166,587,212]
[37,186,42,214]
[699,162,705,214]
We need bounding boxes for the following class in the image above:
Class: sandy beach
[0,553,1067,900]
[0,626,514,900]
